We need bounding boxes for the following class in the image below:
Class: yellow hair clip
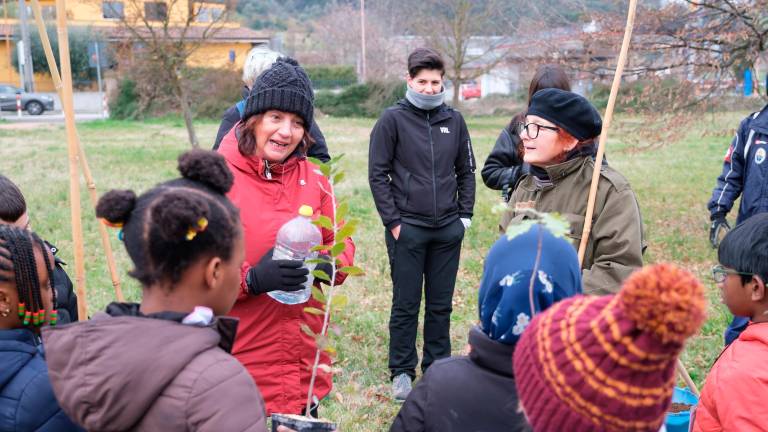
[185,217,208,241]
[100,219,123,229]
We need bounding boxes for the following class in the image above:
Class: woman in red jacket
[217,57,355,416]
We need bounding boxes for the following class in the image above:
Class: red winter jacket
[693,322,768,432]
[218,126,355,415]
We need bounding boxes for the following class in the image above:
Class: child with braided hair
[0,224,82,431]
[42,149,269,432]
[0,173,79,323]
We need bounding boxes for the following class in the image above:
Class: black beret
[527,88,602,141]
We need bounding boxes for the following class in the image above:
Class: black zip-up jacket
[481,121,529,201]
[369,99,476,230]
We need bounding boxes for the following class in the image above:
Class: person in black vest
[390,223,582,431]
[368,47,476,401]
[0,174,78,323]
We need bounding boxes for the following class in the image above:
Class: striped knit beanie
[512,263,707,432]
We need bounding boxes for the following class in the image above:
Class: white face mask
[405,85,446,110]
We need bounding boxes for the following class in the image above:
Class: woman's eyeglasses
[518,122,560,139]
[711,264,752,283]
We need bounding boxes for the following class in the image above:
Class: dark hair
[96,150,242,287]
[0,174,27,224]
[528,64,571,103]
[407,47,445,78]
[719,213,768,283]
[0,225,56,327]
[507,65,572,137]
[236,114,315,157]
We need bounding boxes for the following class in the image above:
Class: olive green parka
[500,156,644,294]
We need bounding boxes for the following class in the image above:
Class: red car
[461,81,481,100]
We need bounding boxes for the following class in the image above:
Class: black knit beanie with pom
[243,56,314,127]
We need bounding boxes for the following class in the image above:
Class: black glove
[314,254,334,285]
[709,215,731,249]
[245,248,308,295]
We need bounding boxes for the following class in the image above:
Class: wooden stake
[677,358,700,397]
[30,0,124,302]
[577,0,638,265]
[573,0,702,402]
[55,0,88,319]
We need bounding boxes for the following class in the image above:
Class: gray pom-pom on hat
[243,56,314,128]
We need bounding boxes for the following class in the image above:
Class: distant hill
[234,0,639,32]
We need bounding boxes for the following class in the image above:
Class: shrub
[186,68,242,119]
[315,81,403,117]
[305,65,357,89]
[110,63,242,120]
[13,26,111,86]
[109,78,139,120]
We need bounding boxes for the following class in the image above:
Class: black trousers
[386,219,464,380]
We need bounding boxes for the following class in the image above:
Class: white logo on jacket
[756,148,766,165]
[440,127,450,134]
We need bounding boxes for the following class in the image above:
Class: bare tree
[583,0,768,98]
[406,0,521,107]
[107,0,231,147]
[306,3,399,81]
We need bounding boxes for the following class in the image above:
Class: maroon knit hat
[512,263,707,432]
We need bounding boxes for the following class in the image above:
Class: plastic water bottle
[269,205,322,305]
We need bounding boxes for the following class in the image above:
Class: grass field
[0,110,757,430]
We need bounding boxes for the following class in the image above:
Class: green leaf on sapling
[314,215,333,230]
[311,244,331,252]
[336,221,357,241]
[540,212,570,238]
[330,242,346,257]
[313,269,331,282]
[307,157,324,166]
[338,265,364,276]
[505,220,536,240]
[300,323,315,337]
[336,201,349,221]
[332,172,345,185]
[304,307,325,316]
[331,295,348,310]
[311,286,326,303]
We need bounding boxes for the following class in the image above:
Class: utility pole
[4,0,12,83]
[360,0,366,82]
[18,0,35,91]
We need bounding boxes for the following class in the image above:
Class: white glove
[460,218,472,230]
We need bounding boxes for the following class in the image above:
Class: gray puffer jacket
[42,303,267,432]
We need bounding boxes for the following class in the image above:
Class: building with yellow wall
[1,0,269,91]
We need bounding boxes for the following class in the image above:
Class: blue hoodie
[0,328,82,431]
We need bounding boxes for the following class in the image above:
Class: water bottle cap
[298,205,313,217]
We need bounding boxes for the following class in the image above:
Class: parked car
[461,80,481,100]
[0,84,55,115]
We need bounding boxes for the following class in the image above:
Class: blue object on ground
[665,387,699,432]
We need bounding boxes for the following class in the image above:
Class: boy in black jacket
[0,174,79,323]
[368,47,476,401]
